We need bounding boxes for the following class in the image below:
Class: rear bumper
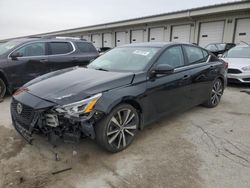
[227,73,250,83]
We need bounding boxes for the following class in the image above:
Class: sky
[0,0,240,40]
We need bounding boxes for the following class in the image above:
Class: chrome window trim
[174,61,207,72]
[8,41,76,59]
[174,55,211,72]
[206,55,212,63]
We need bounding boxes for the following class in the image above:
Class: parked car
[11,42,227,152]
[222,44,250,83]
[0,37,99,98]
[205,43,236,56]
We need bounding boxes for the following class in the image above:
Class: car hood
[25,67,135,105]
[222,58,250,69]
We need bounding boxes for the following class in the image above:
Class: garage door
[82,35,90,41]
[234,18,250,44]
[199,21,225,47]
[92,34,102,48]
[171,25,191,43]
[116,32,127,46]
[131,30,144,43]
[149,27,164,42]
[103,33,112,48]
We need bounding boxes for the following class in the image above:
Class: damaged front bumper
[11,97,104,145]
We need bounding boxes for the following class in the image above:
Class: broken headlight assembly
[55,93,102,118]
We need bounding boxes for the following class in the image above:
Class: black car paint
[95,60,225,127]
[24,67,135,105]
[11,43,227,144]
[0,38,99,93]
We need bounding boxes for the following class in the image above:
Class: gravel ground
[0,85,250,188]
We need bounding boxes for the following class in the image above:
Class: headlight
[242,66,250,71]
[55,93,102,117]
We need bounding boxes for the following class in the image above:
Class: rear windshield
[215,44,226,51]
[75,42,97,53]
[205,44,226,51]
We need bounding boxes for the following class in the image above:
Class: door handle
[182,75,191,80]
[209,65,218,73]
[39,59,48,63]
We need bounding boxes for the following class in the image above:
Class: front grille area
[228,69,242,74]
[228,78,241,83]
[11,99,35,126]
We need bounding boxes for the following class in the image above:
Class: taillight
[224,61,228,69]
[221,59,228,69]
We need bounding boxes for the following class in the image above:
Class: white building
[2,1,250,47]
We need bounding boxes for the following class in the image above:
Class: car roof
[120,42,196,48]
[9,37,92,44]
[234,44,250,48]
[207,43,234,45]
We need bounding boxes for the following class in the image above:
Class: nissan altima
[11,42,227,152]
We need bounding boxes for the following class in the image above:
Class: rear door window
[156,45,184,68]
[202,49,209,61]
[75,42,97,53]
[49,42,73,55]
[183,45,206,65]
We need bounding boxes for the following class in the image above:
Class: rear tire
[95,104,139,153]
[0,78,6,98]
[203,78,223,108]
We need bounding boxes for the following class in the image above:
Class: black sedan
[11,42,227,152]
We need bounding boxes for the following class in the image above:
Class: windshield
[0,40,23,56]
[224,47,250,58]
[88,47,160,72]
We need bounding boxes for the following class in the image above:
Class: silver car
[222,45,250,83]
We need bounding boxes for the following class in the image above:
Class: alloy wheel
[211,79,223,106]
[107,108,138,149]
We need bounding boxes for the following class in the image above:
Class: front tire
[203,78,223,108]
[95,104,139,153]
[0,78,6,99]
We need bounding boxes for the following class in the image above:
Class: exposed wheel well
[0,72,8,87]
[122,99,142,113]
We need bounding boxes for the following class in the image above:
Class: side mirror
[152,64,174,75]
[10,51,22,60]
